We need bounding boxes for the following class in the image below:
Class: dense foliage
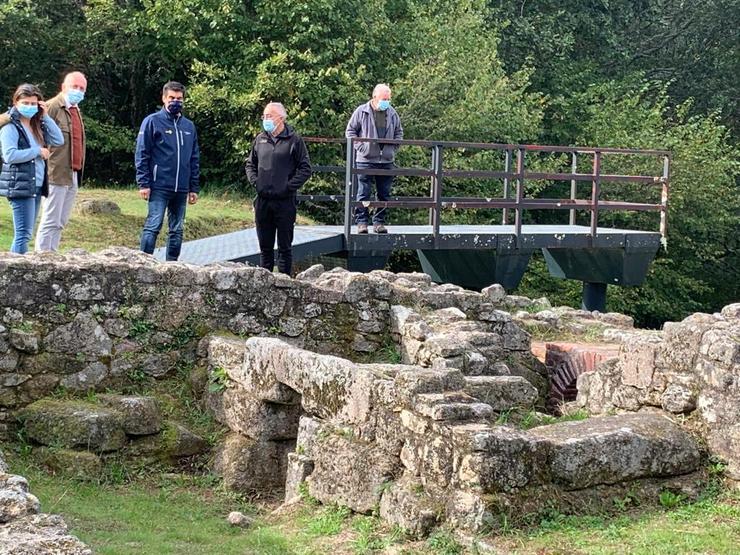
[0,0,737,325]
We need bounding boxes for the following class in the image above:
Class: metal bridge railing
[298,137,670,249]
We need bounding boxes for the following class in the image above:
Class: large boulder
[18,400,126,452]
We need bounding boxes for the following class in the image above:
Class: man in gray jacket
[345,84,403,233]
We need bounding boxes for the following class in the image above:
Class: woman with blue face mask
[0,84,64,253]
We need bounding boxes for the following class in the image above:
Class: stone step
[463,375,538,411]
[415,392,493,422]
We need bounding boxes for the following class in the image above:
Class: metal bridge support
[543,243,660,312]
[416,249,533,290]
[581,282,607,312]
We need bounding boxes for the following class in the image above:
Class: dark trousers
[140,189,188,261]
[354,162,394,225]
[254,195,297,274]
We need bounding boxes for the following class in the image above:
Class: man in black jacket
[245,102,311,274]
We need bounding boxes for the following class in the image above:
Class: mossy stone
[18,399,126,452]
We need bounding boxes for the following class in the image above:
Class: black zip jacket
[245,124,311,199]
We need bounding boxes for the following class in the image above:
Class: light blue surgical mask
[17,105,39,119]
[66,89,85,105]
[377,99,391,111]
[262,119,276,133]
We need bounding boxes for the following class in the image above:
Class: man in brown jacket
[35,71,87,252]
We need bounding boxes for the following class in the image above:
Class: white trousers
[35,174,79,252]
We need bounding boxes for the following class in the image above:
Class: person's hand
[139,188,150,200]
[38,101,47,115]
[39,147,50,160]
[188,192,198,205]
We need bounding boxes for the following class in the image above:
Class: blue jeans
[140,189,188,261]
[355,162,394,225]
[8,194,42,254]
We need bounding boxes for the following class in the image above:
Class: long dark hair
[12,84,44,144]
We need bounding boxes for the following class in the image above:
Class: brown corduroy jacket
[46,92,86,186]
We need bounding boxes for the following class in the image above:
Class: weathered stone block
[415,392,493,422]
[284,452,314,504]
[218,388,301,440]
[0,474,40,523]
[36,448,102,480]
[528,413,701,489]
[464,376,538,411]
[0,513,92,554]
[9,329,39,354]
[452,426,548,492]
[19,400,126,452]
[214,433,295,494]
[60,362,109,391]
[97,395,162,436]
[308,432,400,513]
[379,477,440,539]
[44,312,112,358]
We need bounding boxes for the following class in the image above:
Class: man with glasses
[245,102,311,274]
[346,83,403,234]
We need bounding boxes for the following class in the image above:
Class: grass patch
[490,487,740,554]
[521,321,607,344]
[0,187,313,252]
[4,445,739,554]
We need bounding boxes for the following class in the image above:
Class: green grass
[0,186,312,252]
[491,488,740,554]
[5,446,740,555]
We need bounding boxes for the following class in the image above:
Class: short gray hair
[372,83,391,97]
[266,102,287,119]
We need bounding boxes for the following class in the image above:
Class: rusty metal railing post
[660,154,670,242]
[343,137,354,246]
[569,152,578,225]
[432,145,443,248]
[428,146,436,226]
[590,151,602,242]
[515,147,525,244]
[502,148,512,225]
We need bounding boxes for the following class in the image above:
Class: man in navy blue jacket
[135,81,200,261]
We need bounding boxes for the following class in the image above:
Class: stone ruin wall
[0,248,738,544]
[576,304,740,480]
[0,248,547,437]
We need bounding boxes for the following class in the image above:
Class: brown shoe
[357,223,369,234]
[373,224,388,234]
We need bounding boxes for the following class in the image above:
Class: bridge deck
[156,225,661,265]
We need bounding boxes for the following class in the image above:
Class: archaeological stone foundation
[0,248,737,551]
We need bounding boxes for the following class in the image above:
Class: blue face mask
[167,100,183,116]
[17,105,39,119]
[262,119,276,133]
[377,99,391,111]
[66,89,85,105]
